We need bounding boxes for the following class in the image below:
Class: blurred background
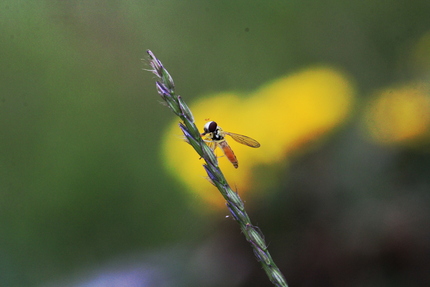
[1,1,430,286]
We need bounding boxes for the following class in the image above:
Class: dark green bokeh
[1,1,429,286]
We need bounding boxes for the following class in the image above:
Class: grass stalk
[146,50,288,287]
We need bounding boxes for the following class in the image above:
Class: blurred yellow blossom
[364,83,430,145]
[363,30,430,147]
[162,67,355,209]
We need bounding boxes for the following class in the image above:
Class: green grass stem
[146,50,288,287]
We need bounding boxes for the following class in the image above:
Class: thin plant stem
[146,50,288,287]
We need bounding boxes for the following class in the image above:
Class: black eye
[204,121,218,133]
[208,121,218,132]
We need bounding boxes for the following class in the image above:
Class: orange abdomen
[219,141,238,168]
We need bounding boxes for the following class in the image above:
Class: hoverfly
[201,121,260,168]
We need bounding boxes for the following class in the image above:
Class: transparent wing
[225,132,261,148]
[204,139,218,151]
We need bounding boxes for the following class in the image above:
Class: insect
[201,121,260,168]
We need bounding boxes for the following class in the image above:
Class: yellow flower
[363,83,430,145]
[363,31,430,147]
[162,66,355,209]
